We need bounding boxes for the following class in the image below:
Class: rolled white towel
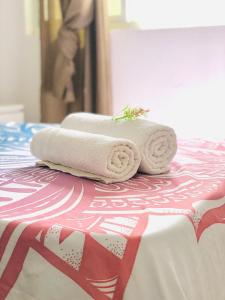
[61,113,177,174]
[30,127,141,184]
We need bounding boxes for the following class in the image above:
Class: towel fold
[30,127,141,183]
[61,113,177,174]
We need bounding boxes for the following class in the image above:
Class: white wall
[0,0,41,122]
[111,27,225,139]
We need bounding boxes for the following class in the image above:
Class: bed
[0,123,225,300]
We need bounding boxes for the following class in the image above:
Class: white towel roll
[61,113,177,174]
[30,127,141,183]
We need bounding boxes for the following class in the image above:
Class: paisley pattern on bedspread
[0,123,225,299]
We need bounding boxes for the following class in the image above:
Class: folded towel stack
[62,113,177,174]
[31,112,177,183]
[30,127,141,184]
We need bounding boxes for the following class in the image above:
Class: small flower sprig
[112,106,149,122]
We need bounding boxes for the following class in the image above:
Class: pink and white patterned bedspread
[0,123,225,300]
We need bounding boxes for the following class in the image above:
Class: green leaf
[112,106,149,122]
